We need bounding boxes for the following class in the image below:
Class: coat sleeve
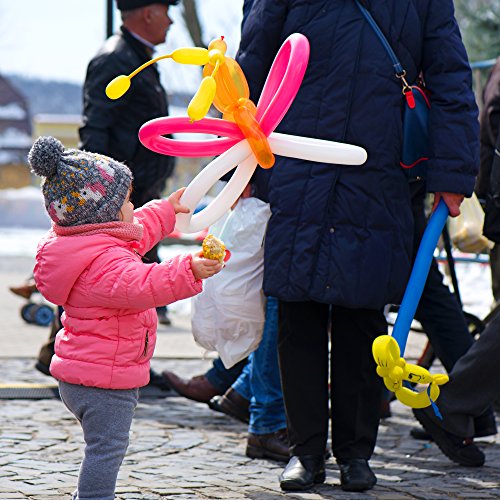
[420,0,479,196]
[85,248,202,309]
[133,199,176,255]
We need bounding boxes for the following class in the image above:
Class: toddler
[29,136,223,499]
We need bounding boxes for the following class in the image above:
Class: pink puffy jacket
[34,199,202,389]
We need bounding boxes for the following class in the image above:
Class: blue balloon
[392,199,449,354]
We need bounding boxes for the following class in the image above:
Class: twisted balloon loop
[139,33,367,233]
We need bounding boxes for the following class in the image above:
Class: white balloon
[175,141,255,233]
[269,133,367,165]
[175,132,367,233]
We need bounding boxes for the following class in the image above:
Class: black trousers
[278,300,386,460]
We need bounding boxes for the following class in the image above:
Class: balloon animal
[373,200,450,409]
[136,33,368,233]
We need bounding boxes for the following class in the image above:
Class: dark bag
[400,84,431,179]
[355,0,430,180]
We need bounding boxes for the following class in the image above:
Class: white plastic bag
[191,197,271,368]
[447,192,494,253]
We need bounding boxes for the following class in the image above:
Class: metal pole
[106,0,114,38]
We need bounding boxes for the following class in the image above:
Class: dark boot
[162,371,221,403]
[208,388,250,423]
[35,310,60,376]
[279,455,325,491]
[338,458,377,492]
[246,428,289,462]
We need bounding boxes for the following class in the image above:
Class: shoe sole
[280,471,326,491]
[246,444,289,462]
[413,409,485,467]
[340,478,377,492]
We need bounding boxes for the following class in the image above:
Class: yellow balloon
[372,335,449,409]
[187,76,217,122]
[171,47,209,66]
[105,75,131,100]
[208,37,227,54]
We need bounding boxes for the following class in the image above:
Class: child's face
[119,187,134,223]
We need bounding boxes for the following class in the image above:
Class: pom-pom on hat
[29,136,133,227]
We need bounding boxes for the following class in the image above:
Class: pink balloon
[256,33,310,136]
[139,33,311,156]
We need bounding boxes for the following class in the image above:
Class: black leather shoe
[208,388,250,423]
[246,428,290,462]
[148,369,171,391]
[338,458,377,492]
[413,407,485,467]
[279,455,325,491]
[34,360,52,377]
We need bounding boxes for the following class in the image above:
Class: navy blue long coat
[237,0,479,309]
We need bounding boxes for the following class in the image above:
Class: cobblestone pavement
[1,358,500,500]
[2,257,500,499]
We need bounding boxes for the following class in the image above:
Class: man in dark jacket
[80,0,178,326]
[237,0,479,493]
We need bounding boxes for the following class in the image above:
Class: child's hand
[191,252,224,280]
[168,187,190,214]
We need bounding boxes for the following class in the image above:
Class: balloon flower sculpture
[373,199,450,411]
[106,33,368,233]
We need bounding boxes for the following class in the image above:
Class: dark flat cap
[116,0,179,10]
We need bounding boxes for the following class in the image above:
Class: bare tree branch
[181,0,205,47]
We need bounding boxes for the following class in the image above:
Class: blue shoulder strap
[354,0,406,78]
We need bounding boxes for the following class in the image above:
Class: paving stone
[1,355,499,499]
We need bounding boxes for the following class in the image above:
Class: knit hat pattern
[28,136,133,227]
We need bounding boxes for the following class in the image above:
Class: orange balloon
[233,99,274,169]
[204,59,249,114]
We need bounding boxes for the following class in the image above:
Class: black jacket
[79,27,174,207]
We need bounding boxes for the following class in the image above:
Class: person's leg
[35,306,63,375]
[208,358,251,423]
[246,297,288,461]
[232,359,252,401]
[278,300,328,491]
[59,382,138,500]
[411,312,500,467]
[206,357,248,394]
[248,297,286,434]
[330,306,386,460]
[411,181,473,371]
[489,243,500,303]
[415,259,473,371]
[429,311,500,437]
[410,182,495,437]
[278,300,329,455]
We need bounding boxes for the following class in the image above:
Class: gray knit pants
[59,381,139,500]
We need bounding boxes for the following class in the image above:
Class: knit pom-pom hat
[28,136,133,226]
